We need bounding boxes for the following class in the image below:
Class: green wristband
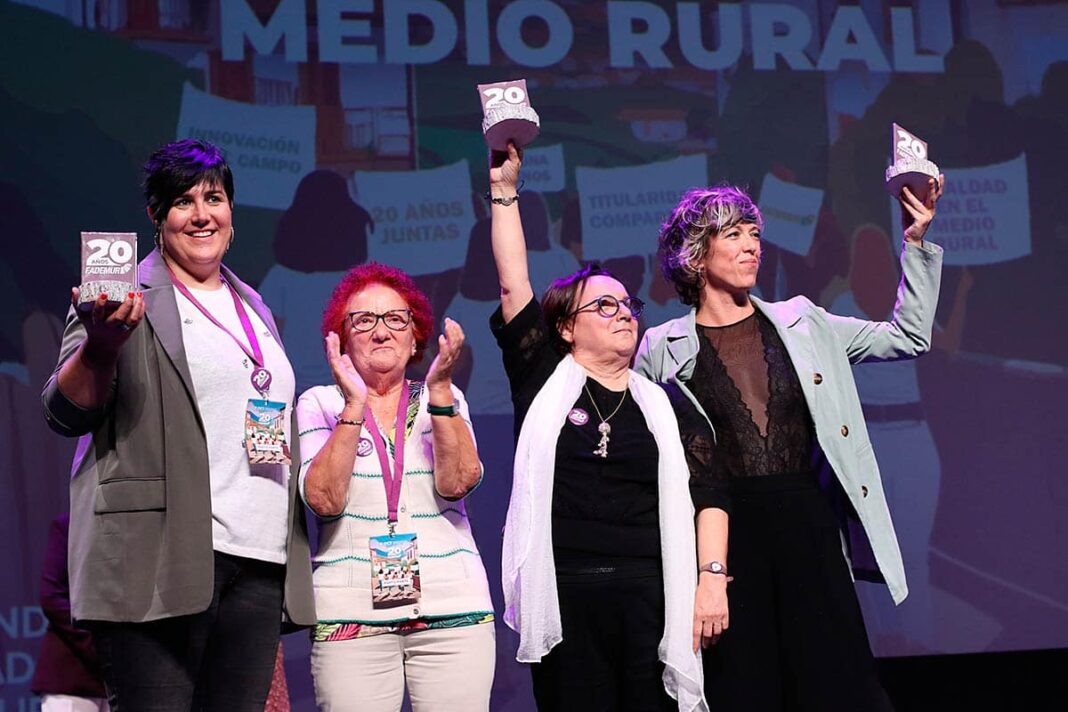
[427,402,459,417]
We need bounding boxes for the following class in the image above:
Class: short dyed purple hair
[657,185,764,306]
[143,139,234,226]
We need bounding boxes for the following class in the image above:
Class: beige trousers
[311,622,495,712]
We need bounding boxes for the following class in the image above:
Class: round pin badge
[568,408,589,426]
[357,437,374,457]
[250,366,272,394]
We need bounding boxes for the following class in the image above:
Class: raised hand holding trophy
[885,124,939,203]
[477,79,540,150]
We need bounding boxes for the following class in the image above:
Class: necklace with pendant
[583,382,628,458]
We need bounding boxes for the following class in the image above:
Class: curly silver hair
[657,185,764,306]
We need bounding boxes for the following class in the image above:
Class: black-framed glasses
[347,309,412,333]
[568,295,645,319]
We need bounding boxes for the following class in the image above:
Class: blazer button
[813,373,823,385]
[861,485,869,497]
[840,425,849,437]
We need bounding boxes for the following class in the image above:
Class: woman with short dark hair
[43,138,314,711]
[489,142,725,712]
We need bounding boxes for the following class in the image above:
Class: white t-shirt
[176,284,295,563]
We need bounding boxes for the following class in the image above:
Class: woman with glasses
[296,262,495,711]
[489,143,725,711]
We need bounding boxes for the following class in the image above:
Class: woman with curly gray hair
[635,178,945,711]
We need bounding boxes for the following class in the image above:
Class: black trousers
[531,565,675,712]
[703,474,894,712]
[89,551,285,712]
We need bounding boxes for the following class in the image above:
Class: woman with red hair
[296,262,495,711]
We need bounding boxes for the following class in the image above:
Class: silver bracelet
[336,417,364,427]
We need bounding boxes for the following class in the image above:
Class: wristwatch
[699,561,728,577]
[427,402,459,417]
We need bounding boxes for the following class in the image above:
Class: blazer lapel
[665,310,700,382]
[753,296,819,410]
[139,249,199,406]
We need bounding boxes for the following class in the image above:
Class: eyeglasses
[347,309,412,333]
[568,295,645,319]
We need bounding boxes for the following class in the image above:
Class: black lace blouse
[689,310,817,478]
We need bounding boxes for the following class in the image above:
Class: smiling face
[699,221,762,297]
[343,283,416,381]
[559,275,639,362]
[157,180,233,285]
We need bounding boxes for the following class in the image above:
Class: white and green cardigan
[296,382,493,625]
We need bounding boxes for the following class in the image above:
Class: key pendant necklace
[584,383,628,458]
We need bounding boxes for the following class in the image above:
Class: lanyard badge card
[244,399,291,465]
[369,532,421,609]
[167,266,291,466]
[367,381,421,609]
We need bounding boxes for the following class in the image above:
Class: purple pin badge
[357,437,374,457]
[250,367,272,394]
[568,408,589,426]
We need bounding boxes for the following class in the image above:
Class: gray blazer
[635,241,944,604]
[42,249,315,625]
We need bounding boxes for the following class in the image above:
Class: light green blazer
[635,241,944,604]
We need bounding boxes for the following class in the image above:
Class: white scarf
[502,355,708,711]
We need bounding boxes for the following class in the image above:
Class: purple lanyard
[166,265,273,397]
[364,380,410,531]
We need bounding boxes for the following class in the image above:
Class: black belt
[862,401,925,423]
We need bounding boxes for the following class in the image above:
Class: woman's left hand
[901,173,945,244]
[693,575,729,651]
[425,318,465,392]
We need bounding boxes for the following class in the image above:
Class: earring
[226,226,235,253]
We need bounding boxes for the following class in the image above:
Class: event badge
[364,380,420,609]
[244,399,291,465]
[369,531,422,608]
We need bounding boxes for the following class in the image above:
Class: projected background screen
[2,1,1066,709]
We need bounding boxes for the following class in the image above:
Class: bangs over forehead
[143,139,234,223]
[675,186,764,238]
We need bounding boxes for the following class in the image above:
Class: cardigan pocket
[94,478,166,513]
